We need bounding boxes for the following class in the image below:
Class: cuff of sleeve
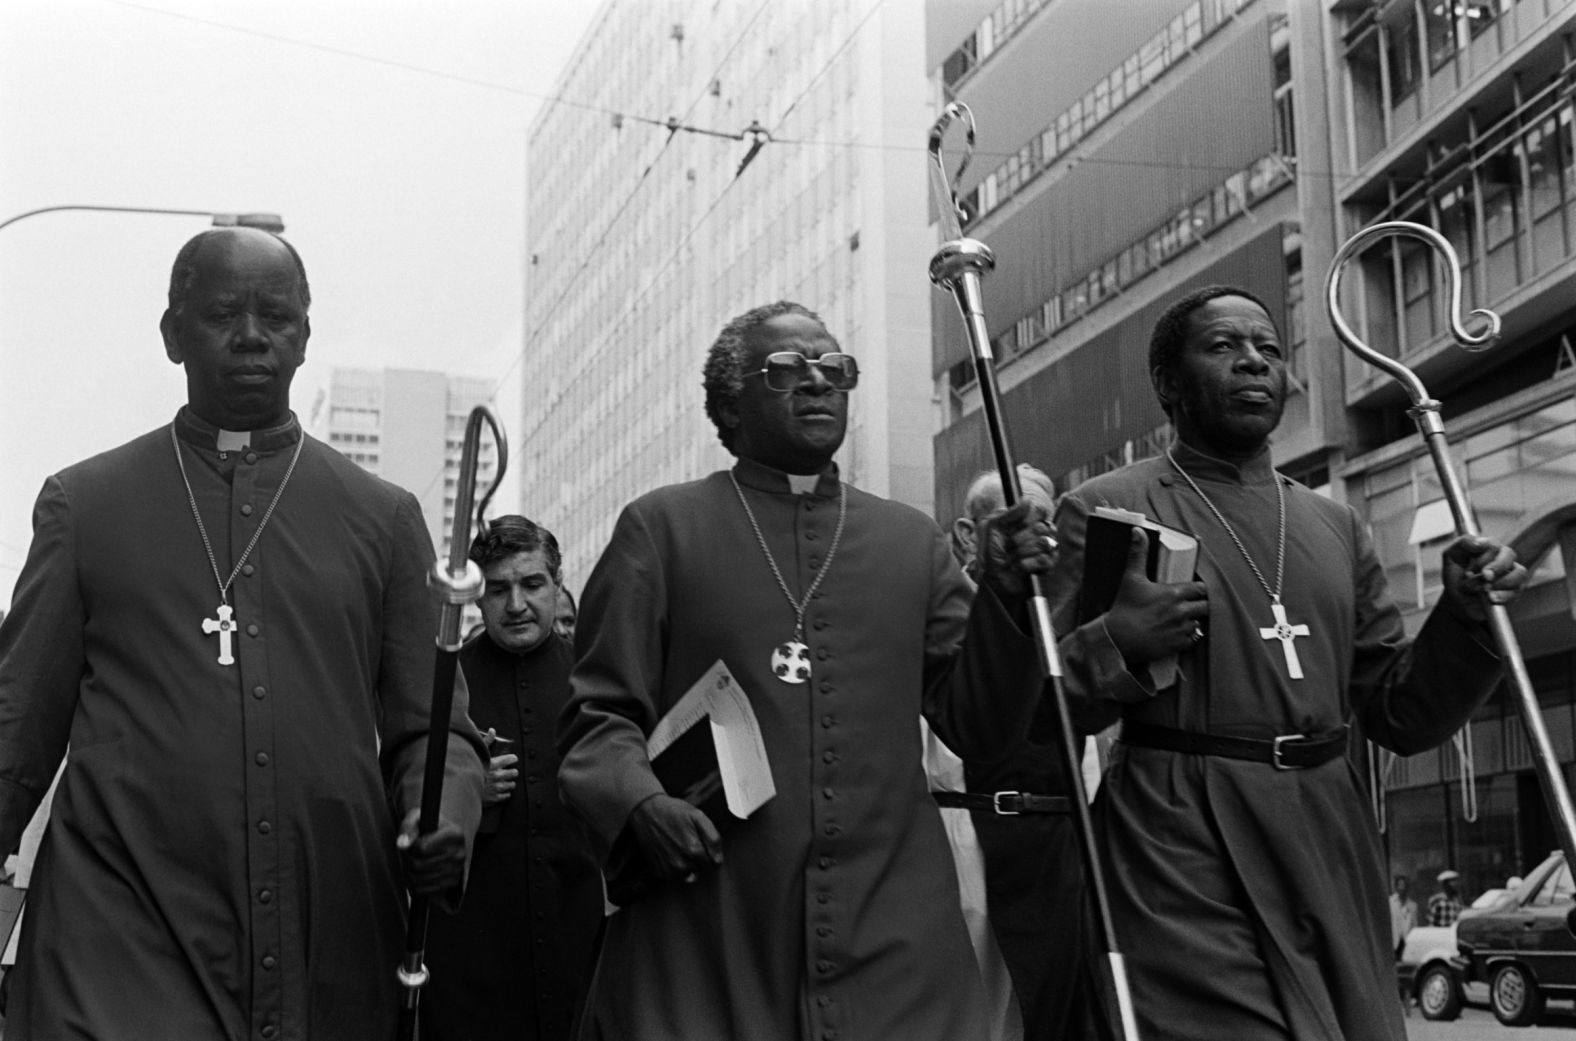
[606,773,668,851]
[1432,593,1502,660]
[1088,618,1157,704]
[0,776,39,865]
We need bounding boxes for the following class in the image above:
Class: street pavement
[1406,1003,1576,1039]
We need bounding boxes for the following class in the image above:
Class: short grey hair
[702,300,824,451]
[963,464,1056,520]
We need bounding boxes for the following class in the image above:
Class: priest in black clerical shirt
[422,516,603,1041]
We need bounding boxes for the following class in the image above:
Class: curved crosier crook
[397,403,509,1040]
[1324,219,1576,915]
[1325,220,1501,407]
[927,101,976,240]
[926,102,1140,1041]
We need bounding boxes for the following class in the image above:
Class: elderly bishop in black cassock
[557,301,1057,1041]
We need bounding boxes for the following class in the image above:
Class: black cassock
[422,629,603,1041]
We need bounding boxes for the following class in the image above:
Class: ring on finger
[1190,625,1205,643]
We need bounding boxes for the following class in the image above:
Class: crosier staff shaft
[1326,220,1576,890]
[927,102,1141,1041]
[396,405,508,1041]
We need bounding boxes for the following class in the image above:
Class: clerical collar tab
[174,407,302,454]
[732,457,840,496]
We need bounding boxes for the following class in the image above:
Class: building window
[1465,0,1503,40]
[1386,4,1422,106]
[1284,243,1307,389]
[1272,22,1296,160]
[961,0,1249,227]
[1436,180,1477,303]
[1424,0,1467,71]
[942,34,977,89]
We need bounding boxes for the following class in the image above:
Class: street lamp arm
[0,205,284,233]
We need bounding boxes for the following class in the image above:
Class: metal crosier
[928,101,1141,1041]
[396,404,508,1040]
[1325,219,1576,880]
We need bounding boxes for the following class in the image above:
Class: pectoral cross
[202,603,237,666]
[1259,599,1309,680]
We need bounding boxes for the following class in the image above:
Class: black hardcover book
[606,716,745,907]
[1076,507,1199,689]
[1076,507,1198,623]
[605,661,775,907]
[650,716,735,831]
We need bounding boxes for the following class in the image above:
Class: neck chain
[172,426,305,667]
[729,470,847,685]
[1165,448,1310,680]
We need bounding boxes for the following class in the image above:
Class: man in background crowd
[555,586,578,642]
[1389,873,1418,958]
[944,464,1111,1040]
[1429,870,1464,927]
[424,516,603,1041]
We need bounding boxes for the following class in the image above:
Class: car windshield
[1529,863,1575,908]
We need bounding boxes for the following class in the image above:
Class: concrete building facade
[1325,0,1576,897]
[927,0,1576,900]
[523,0,937,584]
[316,367,499,564]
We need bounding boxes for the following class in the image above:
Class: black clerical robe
[557,459,1042,1041]
[963,697,1110,1041]
[0,410,485,1041]
[1050,441,1503,1041]
[423,630,602,1041]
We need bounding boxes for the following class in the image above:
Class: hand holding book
[1077,507,1208,687]
[608,661,776,905]
[627,793,723,881]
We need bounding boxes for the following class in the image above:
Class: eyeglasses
[747,351,860,392]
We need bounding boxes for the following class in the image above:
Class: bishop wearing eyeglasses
[556,301,1056,1041]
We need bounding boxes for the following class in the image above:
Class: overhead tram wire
[488,0,774,400]
[407,0,775,509]
[110,1,1347,186]
[105,0,750,139]
[768,0,887,135]
[466,0,895,514]
[493,0,892,408]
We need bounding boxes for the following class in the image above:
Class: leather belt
[932,790,1071,815]
[1122,721,1349,770]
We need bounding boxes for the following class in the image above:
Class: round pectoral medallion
[771,640,811,684]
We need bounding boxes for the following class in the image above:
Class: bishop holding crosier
[557,300,1055,1041]
[1047,285,1527,1040]
[0,226,485,1039]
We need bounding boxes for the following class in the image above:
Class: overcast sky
[0,0,601,605]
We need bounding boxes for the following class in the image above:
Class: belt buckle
[991,790,1022,815]
[1271,733,1307,770]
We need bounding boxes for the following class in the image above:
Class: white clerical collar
[216,429,252,452]
[785,473,821,495]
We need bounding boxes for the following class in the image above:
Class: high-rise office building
[523,0,936,583]
[1324,0,1576,889]
[929,0,1576,892]
[316,367,499,563]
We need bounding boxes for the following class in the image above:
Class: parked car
[1399,881,1523,1020]
[1455,851,1576,1026]
[1401,923,1466,1020]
